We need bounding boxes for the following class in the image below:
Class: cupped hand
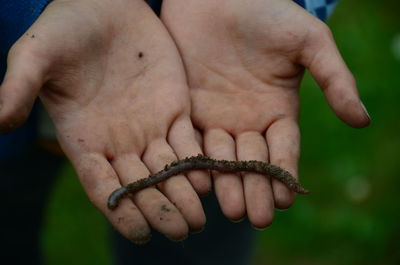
[161,0,370,228]
[0,0,211,243]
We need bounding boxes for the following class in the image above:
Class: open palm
[0,0,209,243]
[162,0,370,228]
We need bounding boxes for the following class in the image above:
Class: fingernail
[360,101,371,121]
[166,233,188,242]
[251,224,270,231]
[230,216,246,223]
[131,234,151,245]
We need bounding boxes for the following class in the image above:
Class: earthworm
[107,154,309,210]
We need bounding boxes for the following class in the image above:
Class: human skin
[0,0,210,243]
[161,0,370,228]
[108,154,310,210]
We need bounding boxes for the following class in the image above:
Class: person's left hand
[161,0,370,228]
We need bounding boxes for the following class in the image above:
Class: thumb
[0,40,47,134]
[301,24,370,128]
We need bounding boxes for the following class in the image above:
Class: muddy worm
[107,154,309,209]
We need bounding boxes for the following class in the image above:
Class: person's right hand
[0,0,209,243]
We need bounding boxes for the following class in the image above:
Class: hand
[0,0,210,243]
[161,0,370,228]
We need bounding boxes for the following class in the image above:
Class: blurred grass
[42,0,400,264]
[42,164,111,265]
[255,1,400,264]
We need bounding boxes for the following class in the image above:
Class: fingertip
[0,97,33,134]
[110,204,152,245]
[272,182,296,209]
[187,211,206,234]
[166,230,189,242]
[250,210,274,230]
[161,217,189,242]
[331,97,371,129]
[347,116,370,129]
[213,173,246,221]
[190,224,205,234]
[0,49,44,132]
[128,225,152,245]
[219,191,246,222]
[230,216,246,224]
[353,100,371,128]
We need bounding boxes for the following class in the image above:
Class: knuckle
[8,39,36,62]
[316,22,333,40]
[8,41,24,58]
[308,21,334,45]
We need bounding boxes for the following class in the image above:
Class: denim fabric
[293,0,338,21]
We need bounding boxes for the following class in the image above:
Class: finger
[0,40,47,133]
[73,153,151,244]
[143,139,206,233]
[112,152,190,241]
[236,131,274,228]
[204,128,245,221]
[266,118,300,209]
[168,116,211,195]
[301,24,370,128]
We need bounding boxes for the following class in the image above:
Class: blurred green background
[41,1,400,264]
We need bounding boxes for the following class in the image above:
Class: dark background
[41,1,400,264]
